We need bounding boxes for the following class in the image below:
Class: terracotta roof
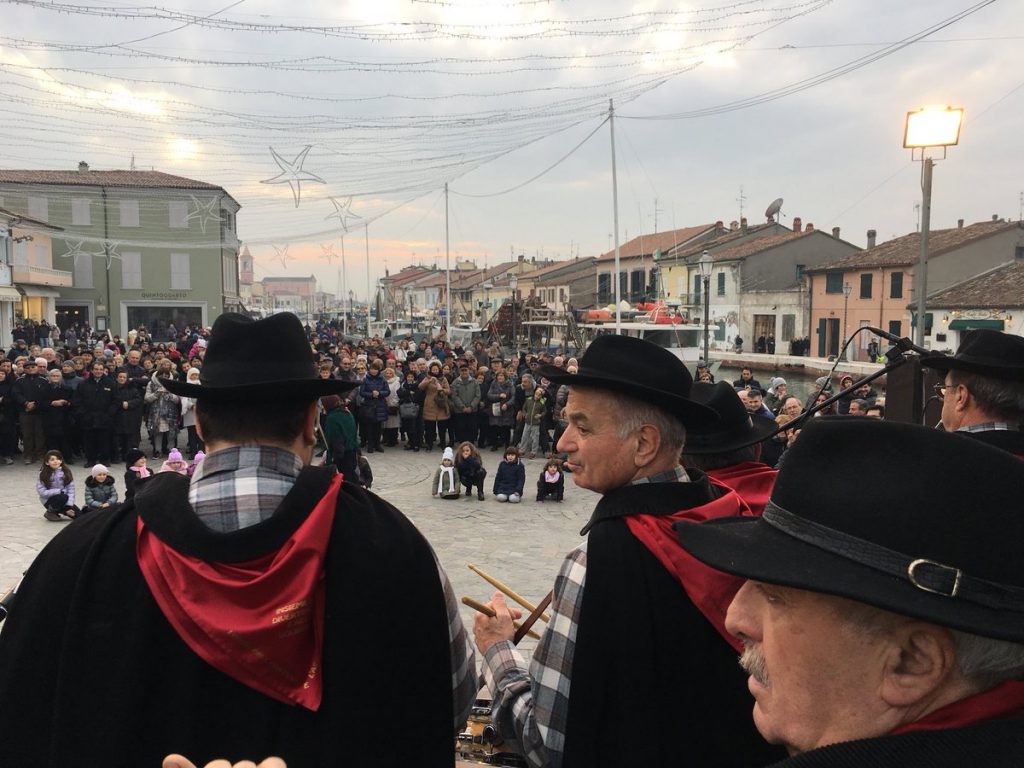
[662,222,789,261]
[707,229,823,262]
[807,220,1021,272]
[516,257,596,281]
[0,169,225,191]
[595,224,717,262]
[926,261,1024,308]
[381,267,436,287]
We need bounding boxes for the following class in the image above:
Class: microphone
[865,326,930,357]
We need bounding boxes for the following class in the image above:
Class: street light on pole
[509,275,519,356]
[904,105,964,348]
[698,250,712,364]
[841,282,852,361]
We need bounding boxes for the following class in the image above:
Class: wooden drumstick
[467,564,550,623]
[461,596,540,641]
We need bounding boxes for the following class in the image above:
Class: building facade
[0,166,241,337]
[0,208,69,343]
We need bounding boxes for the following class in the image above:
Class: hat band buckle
[908,558,962,598]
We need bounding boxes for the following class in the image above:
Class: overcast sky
[3,0,1021,300]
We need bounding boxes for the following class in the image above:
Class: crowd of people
[2,315,1024,767]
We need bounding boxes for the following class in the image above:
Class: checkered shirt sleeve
[482,541,588,768]
[435,549,479,734]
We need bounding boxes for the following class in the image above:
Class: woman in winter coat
[0,369,17,464]
[486,370,516,451]
[418,361,451,452]
[144,360,180,458]
[112,370,144,463]
[382,366,402,447]
[179,367,205,458]
[357,361,389,453]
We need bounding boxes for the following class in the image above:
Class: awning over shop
[0,286,21,301]
[17,285,61,298]
[948,318,1005,331]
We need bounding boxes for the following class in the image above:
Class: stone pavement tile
[1,447,602,651]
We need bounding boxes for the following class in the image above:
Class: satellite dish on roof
[765,198,784,223]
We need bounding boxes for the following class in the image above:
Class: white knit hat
[442,447,454,462]
[91,463,110,478]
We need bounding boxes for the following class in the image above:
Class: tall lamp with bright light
[698,250,713,364]
[904,105,964,347]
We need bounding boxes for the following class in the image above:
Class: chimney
[958,219,964,229]
[714,220,724,230]
[993,214,1000,222]
[792,217,802,233]
[78,161,89,173]
[867,229,877,248]
[832,226,840,239]
[805,222,814,232]
[740,217,748,233]
[730,220,739,231]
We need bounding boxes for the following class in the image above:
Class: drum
[455,699,527,766]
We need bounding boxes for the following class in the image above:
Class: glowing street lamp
[904,106,964,347]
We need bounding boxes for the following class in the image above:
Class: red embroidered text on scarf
[136,473,342,711]
[626,486,757,652]
[891,680,1024,735]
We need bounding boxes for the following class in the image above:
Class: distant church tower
[239,244,254,286]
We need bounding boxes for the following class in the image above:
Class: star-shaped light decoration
[59,239,92,268]
[271,244,293,269]
[260,146,326,208]
[319,242,337,263]
[93,240,122,270]
[185,195,223,234]
[325,195,361,233]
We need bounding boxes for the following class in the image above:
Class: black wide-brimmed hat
[162,313,358,402]
[536,334,717,427]
[674,417,1024,642]
[682,382,777,454]
[921,328,1024,381]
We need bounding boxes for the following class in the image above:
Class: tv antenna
[765,197,784,223]
[737,186,747,220]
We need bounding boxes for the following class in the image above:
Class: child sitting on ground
[493,446,525,503]
[536,457,565,502]
[123,448,151,503]
[187,451,206,478]
[158,447,188,475]
[84,464,119,511]
[432,447,462,499]
[454,441,487,500]
[36,450,79,521]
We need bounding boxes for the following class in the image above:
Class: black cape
[768,718,1024,767]
[0,467,454,768]
[562,476,786,767]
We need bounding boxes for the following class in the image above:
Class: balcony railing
[12,265,73,287]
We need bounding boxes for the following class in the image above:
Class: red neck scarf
[706,462,777,516]
[136,473,342,711]
[891,680,1024,735]
[626,486,755,651]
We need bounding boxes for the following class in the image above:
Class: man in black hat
[675,418,1024,764]
[683,381,778,515]
[472,335,784,768]
[922,328,1024,455]
[0,313,476,767]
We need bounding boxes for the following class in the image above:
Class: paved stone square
[0,447,601,659]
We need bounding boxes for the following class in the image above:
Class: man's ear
[633,424,662,468]
[880,623,959,708]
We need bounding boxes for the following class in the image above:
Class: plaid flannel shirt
[482,465,690,768]
[189,446,476,733]
[959,422,1019,433]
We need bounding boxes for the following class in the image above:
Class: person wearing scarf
[432,447,461,499]
[675,419,1024,766]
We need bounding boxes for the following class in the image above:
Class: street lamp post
[841,282,852,361]
[509,275,518,355]
[698,250,712,364]
[904,105,964,348]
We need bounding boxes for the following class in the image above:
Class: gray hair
[587,387,686,453]
[950,371,1024,424]
[839,599,1024,691]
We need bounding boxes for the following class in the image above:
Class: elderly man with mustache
[675,418,1024,765]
